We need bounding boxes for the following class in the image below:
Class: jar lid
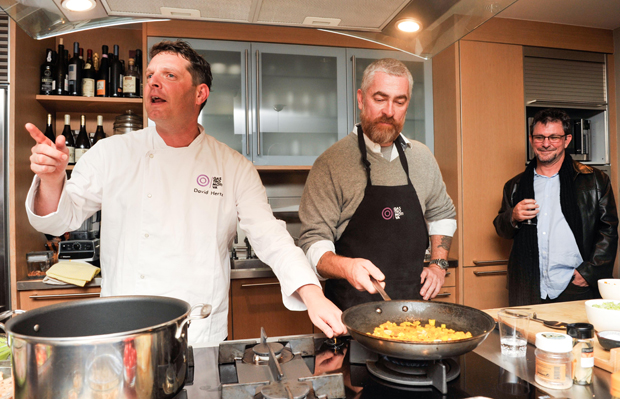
[566,323,594,339]
[535,332,573,353]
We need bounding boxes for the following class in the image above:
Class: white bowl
[598,279,620,300]
[585,299,620,332]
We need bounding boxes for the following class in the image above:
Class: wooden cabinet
[431,268,457,304]
[433,40,526,310]
[229,277,314,340]
[463,266,508,310]
[18,287,101,311]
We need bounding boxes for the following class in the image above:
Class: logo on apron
[382,207,404,220]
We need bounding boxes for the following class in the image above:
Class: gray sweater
[298,132,456,253]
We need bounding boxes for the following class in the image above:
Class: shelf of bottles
[39,39,143,115]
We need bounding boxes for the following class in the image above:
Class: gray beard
[360,116,401,146]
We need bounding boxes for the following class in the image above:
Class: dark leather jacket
[494,161,618,297]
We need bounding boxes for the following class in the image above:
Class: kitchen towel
[45,261,100,287]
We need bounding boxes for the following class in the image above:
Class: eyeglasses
[531,134,566,144]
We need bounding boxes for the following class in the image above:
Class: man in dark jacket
[494,108,618,306]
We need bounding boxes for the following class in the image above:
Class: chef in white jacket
[25,40,346,345]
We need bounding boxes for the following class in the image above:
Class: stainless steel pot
[0,296,211,399]
[342,300,495,360]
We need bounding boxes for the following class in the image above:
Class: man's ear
[196,83,209,105]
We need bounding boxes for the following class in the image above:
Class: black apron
[325,127,429,310]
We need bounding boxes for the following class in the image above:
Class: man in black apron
[299,58,457,310]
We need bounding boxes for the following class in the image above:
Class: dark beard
[360,110,402,146]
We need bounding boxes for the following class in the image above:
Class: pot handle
[0,310,27,345]
[175,304,212,341]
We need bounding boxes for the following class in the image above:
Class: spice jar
[567,323,594,385]
[535,332,573,390]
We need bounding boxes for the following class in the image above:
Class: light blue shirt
[535,170,583,300]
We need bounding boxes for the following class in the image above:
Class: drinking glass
[498,309,531,357]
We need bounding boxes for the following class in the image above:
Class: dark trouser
[541,282,594,303]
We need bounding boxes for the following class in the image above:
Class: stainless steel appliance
[569,118,591,161]
[0,15,9,320]
[58,238,100,263]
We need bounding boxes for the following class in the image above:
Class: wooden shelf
[36,95,143,115]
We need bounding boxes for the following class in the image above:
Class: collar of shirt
[153,124,207,150]
[353,124,411,162]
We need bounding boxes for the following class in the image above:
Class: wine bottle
[75,115,90,162]
[92,115,106,145]
[40,48,56,95]
[110,44,123,97]
[123,58,140,98]
[82,49,95,97]
[68,42,82,96]
[93,53,99,73]
[96,45,109,97]
[135,49,143,97]
[44,114,55,143]
[62,114,75,165]
[54,39,68,95]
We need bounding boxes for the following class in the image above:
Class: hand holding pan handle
[370,276,391,301]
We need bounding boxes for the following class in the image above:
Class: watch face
[431,259,449,269]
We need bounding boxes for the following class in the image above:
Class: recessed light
[396,19,422,33]
[62,0,96,12]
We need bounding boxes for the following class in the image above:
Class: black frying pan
[342,300,496,360]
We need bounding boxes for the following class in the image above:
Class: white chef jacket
[26,126,321,345]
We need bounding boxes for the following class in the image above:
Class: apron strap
[357,125,413,187]
[356,125,372,186]
[394,135,413,185]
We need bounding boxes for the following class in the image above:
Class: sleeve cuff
[307,240,335,280]
[427,219,457,237]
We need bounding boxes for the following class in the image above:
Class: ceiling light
[62,0,96,12]
[396,19,421,33]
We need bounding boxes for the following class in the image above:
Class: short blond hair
[360,58,413,95]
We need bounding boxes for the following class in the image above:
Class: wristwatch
[429,259,450,270]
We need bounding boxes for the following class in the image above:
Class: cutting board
[484,300,620,373]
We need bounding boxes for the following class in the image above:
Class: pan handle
[175,304,212,340]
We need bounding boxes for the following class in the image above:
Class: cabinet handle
[473,270,507,277]
[435,292,451,298]
[245,49,250,156]
[472,260,508,266]
[351,55,357,124]
[30,292,101,299]
[445,271,451,277]
[255,50,261,156]
[240,282,280,288]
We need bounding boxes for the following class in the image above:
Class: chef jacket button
[145,233,149,238]
[147,193,152,198]
[140,274,145,279]
[149,154,154,158]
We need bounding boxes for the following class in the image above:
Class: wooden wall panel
[460,41,526,267]
[432,43,462,301]
[145,20,390,49]
[463,18,614,54]
[10,23,54,297]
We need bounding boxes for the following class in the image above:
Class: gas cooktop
[171,330,543,399]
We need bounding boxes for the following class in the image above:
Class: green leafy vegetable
[593,302,620,311]
[0,336,9,361]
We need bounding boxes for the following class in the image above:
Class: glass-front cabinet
[346,49,433,151]
[147,37,432,165]
[147,37,348,166]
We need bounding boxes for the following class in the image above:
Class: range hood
[0,0,518,58]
